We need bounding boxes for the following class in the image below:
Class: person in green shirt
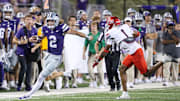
[83,21,105,88]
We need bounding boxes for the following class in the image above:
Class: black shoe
[25,87,32,91]
[110,88,115,91]
[116,83,121,91]
[117,86,121,91]
[143,70,152,77]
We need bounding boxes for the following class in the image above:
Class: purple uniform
[15,27,37,56]
[77,20,89,30]
[134,26,146,40]
[0,20,16,44]
[42,24,69,55]
[100,20,106,30]
[13,16,20,34]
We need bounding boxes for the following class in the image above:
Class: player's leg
[117,55,133,99]
[144,54,179,77]
[19,54,62,99]
[143,62,164,77]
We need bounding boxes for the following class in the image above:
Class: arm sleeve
[62,24,70,33]
[97,32,104,42]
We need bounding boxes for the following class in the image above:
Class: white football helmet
[163,12,173,22]
[154,14,162,21]
[102,10,112,16]
[16,12,24,18]
[127,8,136,17]
[3,3,14,20]
[135,12,143,27]
[154,14,162,26]
[46,12,59,29]
[76,10,86,20]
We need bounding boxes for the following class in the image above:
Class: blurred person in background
[126,8,136,25]
[76,10,90,84]
[175,23,180,80]
[100,9,112,31]
[162,21,180,86]
[64,16,82,88]
[134,12,146,84]
[76,10,90,30]
[0,3,18,90]
[142,11,157,83]
[162,12,173,32]
[16,12,25,31]
[152,14,163,83]
[83,21,105,89]
[13,14,38,91]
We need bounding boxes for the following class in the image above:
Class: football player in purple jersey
[0,3,18,90]
[19,12,92,100]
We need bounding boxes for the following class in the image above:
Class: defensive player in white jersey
[18,12,92,100]
[93,24,174,99]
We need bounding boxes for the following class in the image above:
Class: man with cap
[162,21,180,86]
[142,11,157,83]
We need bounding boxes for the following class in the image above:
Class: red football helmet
[106,16,121,30]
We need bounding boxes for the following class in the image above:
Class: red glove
[93,62,99,68]
[93,57,102,68]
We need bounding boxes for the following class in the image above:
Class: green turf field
[1,87,180,101]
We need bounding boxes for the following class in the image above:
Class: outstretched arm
[66,29,93,40]
[93,44,111,67]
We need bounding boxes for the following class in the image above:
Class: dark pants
[105,52,121,89]
[0,62,4,86]
[18,55,32,89]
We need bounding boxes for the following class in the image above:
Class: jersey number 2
[49,35,57,48]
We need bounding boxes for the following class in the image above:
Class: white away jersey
[105,24,142,55]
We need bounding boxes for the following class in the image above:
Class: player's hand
[95,53,100,59]
[29,36,38,43]
[93,61,99,68]
[93,59,99,68]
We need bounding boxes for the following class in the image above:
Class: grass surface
[1,86,180,101]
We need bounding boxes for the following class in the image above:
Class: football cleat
[19,95,31,100]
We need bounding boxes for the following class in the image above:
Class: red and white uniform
[105,24,147,74]
[104,16,121,33]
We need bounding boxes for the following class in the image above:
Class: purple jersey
[77,20,89,30]
[134,26,146,39]
[42,24,69,55]
[100,20,106,30]
[15,27,37,56]
[0,20,16,44]
[13,16,20,34]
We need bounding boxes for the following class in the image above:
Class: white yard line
[0,81,179,100]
